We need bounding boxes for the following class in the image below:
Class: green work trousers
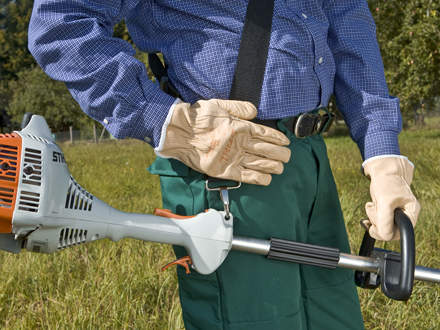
[148,119,364,330]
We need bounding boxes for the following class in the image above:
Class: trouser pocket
[148,157,207,215]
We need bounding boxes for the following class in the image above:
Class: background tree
[0,0,34,81]
[369,0,440,123]
[7,67,94,132]
[0,4,151,133]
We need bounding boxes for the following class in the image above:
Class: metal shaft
[232,236,270,255]
[413,266,440,283]
[231,236,440,284]
[338,253,380,272]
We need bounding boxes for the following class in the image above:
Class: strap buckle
[205,179,241,220]
[294,113,320,138]
[294,109,334,138]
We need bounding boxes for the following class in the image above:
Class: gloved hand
[362,156,421,241]
[155,99,291,185]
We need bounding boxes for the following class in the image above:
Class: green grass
[1,130,439,329]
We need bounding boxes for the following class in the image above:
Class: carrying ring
[205,180,241,191]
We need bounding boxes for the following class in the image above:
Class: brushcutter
[0,115,439,301]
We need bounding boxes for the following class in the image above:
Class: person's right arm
[28,0,175,147]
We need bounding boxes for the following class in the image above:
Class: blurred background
[0,1,439,329]
[1,0,439,139]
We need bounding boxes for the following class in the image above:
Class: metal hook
[205,179,240,220]
[220,189,231,220]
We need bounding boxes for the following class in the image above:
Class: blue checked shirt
[28,0,402,160]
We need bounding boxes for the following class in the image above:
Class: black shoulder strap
[229,0,275,107]
[148,53,168,83]
[148,53,180,98]
[148,0,274,106]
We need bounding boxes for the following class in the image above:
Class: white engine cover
[8,115,233,275]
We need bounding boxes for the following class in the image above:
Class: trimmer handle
[355,209,415,301]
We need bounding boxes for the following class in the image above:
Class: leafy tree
[370,0,440,122]
[0,6,136,133]
[0,0,35,81]
[0,110,11,131]
[0,0,34,127]
[113,20,132,43]
[7,67,95,132]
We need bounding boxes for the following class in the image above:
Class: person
[28,1,420,329]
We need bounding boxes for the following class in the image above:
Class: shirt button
[144,136,151,143]
[103,118,109,124]
[318,57,324,64]
[302,13,308,19]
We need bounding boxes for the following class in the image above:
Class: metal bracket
[205,180,241,220]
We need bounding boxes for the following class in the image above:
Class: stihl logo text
[52,151,66,163]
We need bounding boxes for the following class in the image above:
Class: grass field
[1,128,439,329]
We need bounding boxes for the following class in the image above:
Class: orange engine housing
[0,133,22,233]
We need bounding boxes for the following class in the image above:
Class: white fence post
[93,123,97,143]
[69,126,73,144]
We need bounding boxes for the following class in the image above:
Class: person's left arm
[324,0,420,241]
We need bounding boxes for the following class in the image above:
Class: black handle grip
[355,209,415,301]
[381,209,415,300]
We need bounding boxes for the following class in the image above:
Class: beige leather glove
[362,156,421,241]
[155,99,291,185]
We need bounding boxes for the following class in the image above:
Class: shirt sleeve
[324,0,402,160]
[28,0,176,147]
